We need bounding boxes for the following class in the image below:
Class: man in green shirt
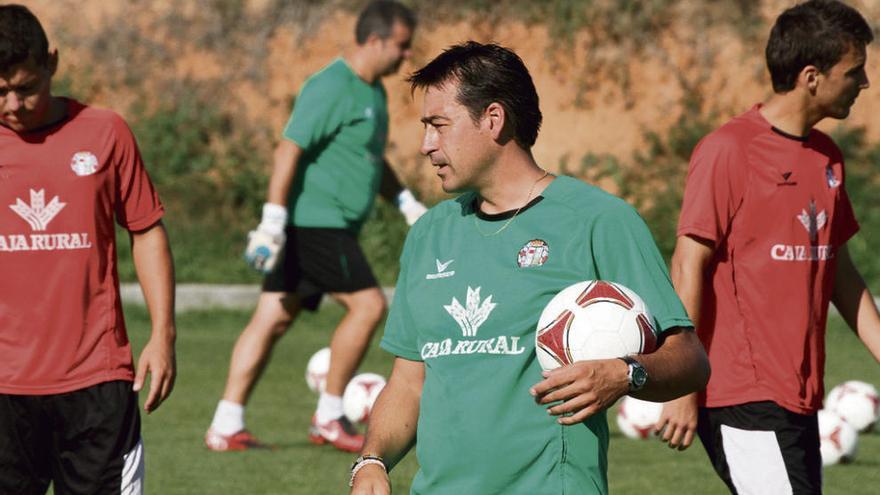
[205,1,426,454]
[349,42,710,494]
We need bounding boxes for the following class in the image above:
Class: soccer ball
[343,373,386,424]
[305,347,331,393]
[818,409,858,466]
[616,396,662,440]
[535,280,658,371]
[825,380,879,433]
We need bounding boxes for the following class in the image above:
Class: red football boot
[308,415,365,453]
[204,428,270,452]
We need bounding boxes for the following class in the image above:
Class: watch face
[632,365,648,388]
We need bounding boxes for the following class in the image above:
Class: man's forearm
[266,139,302,206]
[361,358,422,470]
[131,221,176,339]
[632,329,710,402]
[832,246,880,363]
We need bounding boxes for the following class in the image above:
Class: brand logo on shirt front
[2,189,92,253]
[70,151,99,176]
[770,200,832,262]
[797,200,827,242]
[426,258,455,280]
[444,286,496,337]
[777,171,797,186]
[419,287,527,360]
[10,189,65,231]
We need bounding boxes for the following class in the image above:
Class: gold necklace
[473,170,550,237]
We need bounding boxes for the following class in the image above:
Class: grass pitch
[122,305,879,494]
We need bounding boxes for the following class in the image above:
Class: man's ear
[47,49,59,76]
[800,64,821,94]
[484,102,507,141]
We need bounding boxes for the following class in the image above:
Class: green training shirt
[282,58,388,232]
[381,175,692,495]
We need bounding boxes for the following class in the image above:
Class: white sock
[316,393,344,423]
[210,400,245,436]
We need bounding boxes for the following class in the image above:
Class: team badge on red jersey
[70,151,99,176]
[826,165,841,189]
[517,239,549,268]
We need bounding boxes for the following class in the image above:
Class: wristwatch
[619,355,648,392]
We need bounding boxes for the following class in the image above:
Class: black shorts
[697,401,822,494]
[262,227,379,311]
[0,380,143,495]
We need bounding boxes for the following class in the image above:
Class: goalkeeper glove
[244,203,287,273]
[396,189,427,226]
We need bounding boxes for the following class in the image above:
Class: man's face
[0,56,55,132]
[419,80,495,193]
[375,21,413,77]
[815,43,870,120]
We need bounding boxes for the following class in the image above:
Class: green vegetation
[48,2,874,288]
[67,306,878,494]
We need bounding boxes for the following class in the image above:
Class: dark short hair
[766,0,873,93]
[408,41,542,148]
[0,4,49,71]
[355,1,416,45]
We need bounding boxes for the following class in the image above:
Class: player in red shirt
[656,1,880,493]
[0,5,176,494]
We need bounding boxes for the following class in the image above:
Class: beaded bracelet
[349,456,387,487]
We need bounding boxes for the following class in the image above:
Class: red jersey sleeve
[677,131,748,244]
[833,162,860,247]
[111,116,165,231]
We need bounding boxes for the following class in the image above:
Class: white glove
[396,189,427,226]
[244,203,288,273]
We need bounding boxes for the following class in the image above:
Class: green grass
[122,306,879,494]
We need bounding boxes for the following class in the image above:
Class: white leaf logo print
[9,189,66,231]
[444,286,497,337]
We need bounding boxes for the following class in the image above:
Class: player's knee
[349,291,386,324]
[268,315,294,337]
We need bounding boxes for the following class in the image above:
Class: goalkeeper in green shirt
[205,0,426,454]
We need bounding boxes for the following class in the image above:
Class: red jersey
[0,99,164,395]
[678,105,859,415]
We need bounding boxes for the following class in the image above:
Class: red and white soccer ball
[535,280,658,371]
[825,380,880,433]
[616,396,663,440]
[818,409,859,466]
[305,347,331,394]
[343,373,386,424]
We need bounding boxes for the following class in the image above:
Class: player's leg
[299,228,385,452]
[47,380,143,495]
[0,394,52,495]
[324,287,386,397]
[697,401,819,495]
[308,287,385,453]
[206,291,301,451]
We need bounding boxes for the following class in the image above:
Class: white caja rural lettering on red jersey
[0,99,164,395]
[678,105,859,415]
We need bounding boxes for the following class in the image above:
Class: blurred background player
[0,5,177,494]
[206,0,426,453]
[350,41,709,494]
[659,1,880,493]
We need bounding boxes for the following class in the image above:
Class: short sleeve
[112,116,164,231]
[677,133,748,244]
[590,203,693,334]
[282,74,350,151]
[380,231,423,361]
[833,157,860,246]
